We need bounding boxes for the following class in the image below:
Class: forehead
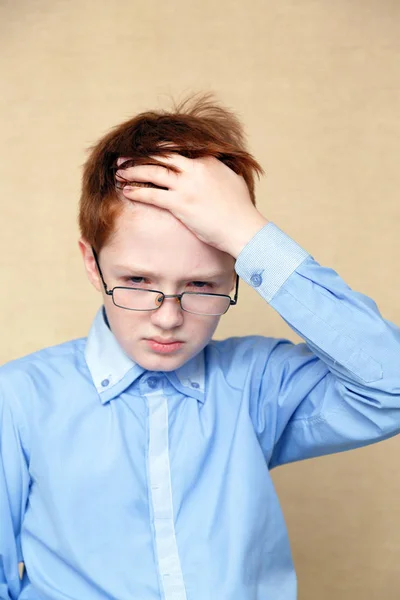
[104,200,234,274]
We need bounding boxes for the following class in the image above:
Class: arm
[234,222,400,467]
[113,152,400,463]
[0,387,30,600]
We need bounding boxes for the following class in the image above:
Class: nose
[150,295,184,328]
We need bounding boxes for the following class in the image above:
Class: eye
[126,277,214,289]
[190,281,214,289]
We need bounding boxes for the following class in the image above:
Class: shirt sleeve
[235,221,400,468]
[0,386,30,600]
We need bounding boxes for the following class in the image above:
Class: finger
[116,153,183,168]
[115,157,134,186]
[148,152,190,170]
[122,185,174,210]
[116,181,163,191]
[116,156,131,167]
[116,164,176,190]
[116,152,189,174]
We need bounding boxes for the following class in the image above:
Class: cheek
[105,303,145,337]
[188,316,220,340]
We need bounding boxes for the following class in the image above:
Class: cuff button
[250,273,262,287]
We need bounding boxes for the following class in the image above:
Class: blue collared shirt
[1,222,399,600]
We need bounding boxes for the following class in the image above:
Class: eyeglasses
[91,248,239,316]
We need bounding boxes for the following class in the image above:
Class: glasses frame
[91,247,239,316]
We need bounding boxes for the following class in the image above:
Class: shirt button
[191,382,200,389]
[250,273,262,287]
[147,376,159,389]
[101,379,110,388]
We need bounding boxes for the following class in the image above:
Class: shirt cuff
[234,222,310,302]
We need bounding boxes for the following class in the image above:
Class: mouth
[148,338,182,344]
[145,339,185,354]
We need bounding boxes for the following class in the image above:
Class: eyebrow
[113,265,227,281]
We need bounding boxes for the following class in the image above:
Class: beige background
[1,0,400,597]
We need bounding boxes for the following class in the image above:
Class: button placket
[146,389,187,599]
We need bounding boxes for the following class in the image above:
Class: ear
[78,238,103,292]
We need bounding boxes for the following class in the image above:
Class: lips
[147,338,182,344]
[146,339,184,354]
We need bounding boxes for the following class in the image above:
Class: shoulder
[0,337,87,400]
[206,334,285,387]
[209,334,277,361]
[0,339,89,456]
[208,333,300,363]
[207,334,316,389]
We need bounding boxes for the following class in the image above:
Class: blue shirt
[1,222,399,600]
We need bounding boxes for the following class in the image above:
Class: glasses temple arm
[91,247,109,294]
[232,273,239,304]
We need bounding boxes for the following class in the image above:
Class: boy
[1,93,399,600]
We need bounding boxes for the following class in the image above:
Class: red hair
[78,92,264,251]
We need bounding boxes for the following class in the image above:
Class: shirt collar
[84,307,205,404]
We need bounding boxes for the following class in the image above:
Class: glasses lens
[113,288,162,310]
[112,288,231,315]
[181,293,231,315]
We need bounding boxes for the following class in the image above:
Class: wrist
[229,213,270,259]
